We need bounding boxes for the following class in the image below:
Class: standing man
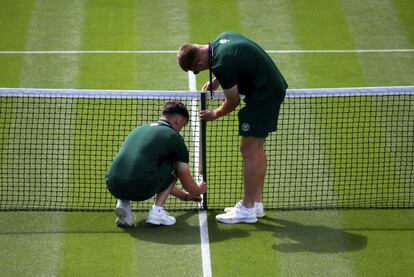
[106,101,207,227]
[177,32,287,224]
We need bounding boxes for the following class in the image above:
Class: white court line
[187,71,212,277]
[198,210,212,277]
[0,49,413,54]
[267,49,414,53]
[0,50,176,54]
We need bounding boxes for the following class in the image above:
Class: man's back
[108,120,189,183]
[212,32,287,102]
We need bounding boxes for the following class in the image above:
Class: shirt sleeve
[213,65,237,89]
[170,133,190,163]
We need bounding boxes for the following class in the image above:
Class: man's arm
[200,84,240,121]
[202,77,220,92]
[170,186,202,202]
[174,162,207,195]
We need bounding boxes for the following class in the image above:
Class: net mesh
[0,87,413,211]
[208,88,414,209]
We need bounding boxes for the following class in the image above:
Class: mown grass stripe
[286,0,366,88]
[393,0,414,46]
[342,0,414,86]
[0,1,34,86]
[79,0,139,90]
[20,0,84,88]
[342,0,412,49]
[134,0,192,90]
[19,0,85,276]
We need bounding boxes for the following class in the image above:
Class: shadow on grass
[257,217,368,253]
[205,212,367,253]
[0,211,249,245]
[123,211,200,245]
[124,211,250,245]
[0,211,373,252]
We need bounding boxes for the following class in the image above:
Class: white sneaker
[224,201,265,218]
[146,207,176,226]
[115,199,132,227]
[216,202,257,224]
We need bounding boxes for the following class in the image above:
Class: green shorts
[106,160,176,202]
[238,99,284,138]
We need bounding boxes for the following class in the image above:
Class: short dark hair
[162,101,189,121]
[177,44,199,72]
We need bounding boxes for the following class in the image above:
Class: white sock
[152,204,163,213]
[241,204,255,211]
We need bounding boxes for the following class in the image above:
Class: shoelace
[160,210,171,217]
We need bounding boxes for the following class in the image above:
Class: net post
[200,91,208,210]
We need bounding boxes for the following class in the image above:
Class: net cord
[0,86,413,99]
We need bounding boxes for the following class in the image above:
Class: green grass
[0,0,414,276]
[1,210,413,276]
[0,211,203,276]
[209,210,414,276]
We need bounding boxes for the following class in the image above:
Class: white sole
[145,217,161,225]
[224,207,265,218]
[216,216,258,224]
[116,220,132,227]
[146,218,175,226]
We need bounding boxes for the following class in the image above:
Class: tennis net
[0,86,413,211]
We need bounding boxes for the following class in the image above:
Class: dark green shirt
[108,119,189,182]
[212,32,288,104]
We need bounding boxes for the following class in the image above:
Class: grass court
[0,0,413,276]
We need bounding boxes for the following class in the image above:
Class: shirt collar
[156,119,174,129]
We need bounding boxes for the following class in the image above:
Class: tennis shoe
[146,207,176,226]
[224,201,265,218]
[216,203,257,224]
[115,199,132,227]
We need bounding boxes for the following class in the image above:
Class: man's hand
[180,181,206,202]
[197,181,207,194]
[200,109,218,121]
[200,85,240,122]
[202,78,220,92]
[183,193,202,202]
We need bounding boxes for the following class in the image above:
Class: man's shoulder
[132,122,175,138]
[214,31,244,40]
[213,32,252,58]
[147,121,174,131]
[214,32,242,45]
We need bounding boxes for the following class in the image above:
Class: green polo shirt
[211,32,288,104]
[108,119,189,183]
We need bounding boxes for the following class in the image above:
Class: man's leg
[106,175,133,228]
[240,136,266,208]
[154,178,176,206]
[215,136,265,224]
[146,179,178,226]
